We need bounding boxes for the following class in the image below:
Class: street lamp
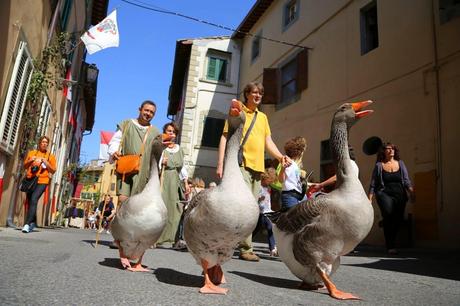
[86,64,99,83]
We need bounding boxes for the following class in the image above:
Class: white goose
[110,135,168,272]
[184,100,259,295]
[269,101,374,300]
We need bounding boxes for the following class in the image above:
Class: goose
[110,134,170,272]
[268,101,374,300]
[184,99,260,295]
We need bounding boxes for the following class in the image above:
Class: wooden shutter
[0,41,34,155]
[296,48,308,92]
[207,57,217,80]
[37,95,52,137]
[263,68,280,104]
[217,59,227,82]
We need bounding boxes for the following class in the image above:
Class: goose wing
[269,195,328,233]
[184,189,209,219]
[269,195,332,266]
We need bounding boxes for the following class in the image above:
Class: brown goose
[268,101,374,300]
[110,134,169,272]
[184,100,259,295]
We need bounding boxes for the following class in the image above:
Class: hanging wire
[120,0,310,49]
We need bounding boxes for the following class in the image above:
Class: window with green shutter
[207,56,227,82]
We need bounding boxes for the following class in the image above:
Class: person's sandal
[239,252,260,261]
[270,247,279,257]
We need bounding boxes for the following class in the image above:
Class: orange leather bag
[116,154,140,176]
[116,125,151,180]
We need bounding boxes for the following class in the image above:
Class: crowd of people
[20,82,415,257]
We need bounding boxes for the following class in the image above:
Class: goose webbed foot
[200,259,228,295]
[127,254,150,272]
[127,263,149,272]
[117,242,132,269]
[120,257,131,269]
[316,266,361,300]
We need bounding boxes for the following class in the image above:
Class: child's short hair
[261,167,276,183]
[193,177,205,188]
[284,136,307,159]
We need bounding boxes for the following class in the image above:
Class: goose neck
[330,121,350,166]
[222,124,244,181]
[142,159,160,194]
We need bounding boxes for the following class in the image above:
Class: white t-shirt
[282,161,302,193]
[258,186,272,213]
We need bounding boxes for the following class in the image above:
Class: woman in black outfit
[369,142,415,254]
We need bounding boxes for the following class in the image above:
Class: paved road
[0,227,459,305]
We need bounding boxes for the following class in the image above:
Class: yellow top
[223,104,271,173]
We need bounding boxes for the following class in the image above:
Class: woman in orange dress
[22,136,56,233]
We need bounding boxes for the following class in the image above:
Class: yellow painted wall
[237,0,460,248]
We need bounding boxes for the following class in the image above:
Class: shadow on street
[343,256,460,281]
[154,268,203,288]
[98,257,126,270]
[228,270,298,289]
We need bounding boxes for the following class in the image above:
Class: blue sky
[79,0,256,164]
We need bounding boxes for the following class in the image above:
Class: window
[283,0,299,30]
[360,1,379,55]
[37,95,52,137]
[262,48,308,107]
[280,58,298,104]
[206,50,231,83]
[439,0,460,24]
[251,31,262,62]
[0,41,34,155]
[201,117,225,148]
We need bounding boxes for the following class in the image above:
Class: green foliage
[20,32,70,157]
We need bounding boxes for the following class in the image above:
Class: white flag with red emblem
[99,131,115,161]
[81,10,119,55]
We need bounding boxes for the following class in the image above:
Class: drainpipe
[431,0,444,211]
[47,0,63,47]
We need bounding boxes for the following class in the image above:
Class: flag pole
[66,38,84,55]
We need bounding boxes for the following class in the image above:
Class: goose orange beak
[229,99,243,116]
[352,100,373,119]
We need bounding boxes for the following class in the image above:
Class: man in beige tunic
[108,100,160,203]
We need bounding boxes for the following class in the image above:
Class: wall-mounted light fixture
[86,64,99,83]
